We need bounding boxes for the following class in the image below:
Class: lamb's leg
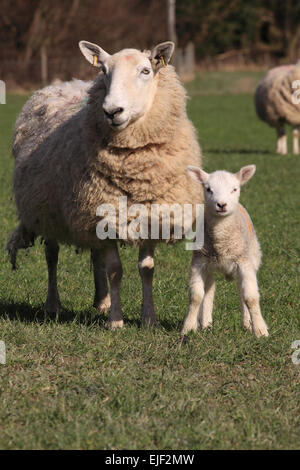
[293,128,299,155]
[276,124,287,155]
[138,243,157,327]
[199,272,215,330]
[91,249,111,313]
[44,240,61,315]
[237,278,252,331]
[102,244,123,329]
[237,263,269,337]
[181,256,205,334]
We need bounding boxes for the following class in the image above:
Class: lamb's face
[79,41,174,131]
[187,165,256,217]
[202,171,241,217]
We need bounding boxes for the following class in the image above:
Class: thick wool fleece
[199,204,261,279]
[255,63,300,127]
[11,67,202,249]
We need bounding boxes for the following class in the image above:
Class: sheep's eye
[232,188,237,193]
[101,65,107,75]
[206,186,213,194]
[141,68,150,75]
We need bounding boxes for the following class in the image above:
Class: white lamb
[181,164,269,338]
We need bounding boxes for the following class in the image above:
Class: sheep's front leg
[44,240,61,315]
[199,272,215,330]
[138,243,157,327]
[293,128,299,155]
[237,278,252,331]
[102,244,123,329]
[237,263,269,337]
[276,124,287,155]
[91,249,111,313]
[181,256,206,334]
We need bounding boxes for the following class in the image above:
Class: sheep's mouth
[110,119,129,130]
[216,209,228,215]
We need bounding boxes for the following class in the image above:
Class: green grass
[187,70,265,96]
[0,71,299,449]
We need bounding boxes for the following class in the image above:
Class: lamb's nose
[103,106,124,120]
[217,202,227,210]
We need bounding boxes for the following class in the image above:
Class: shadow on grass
[0,300,182,332]
[0,300,106,326]
[0,300,180,331]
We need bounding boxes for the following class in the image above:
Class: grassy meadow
[0,71,299,449]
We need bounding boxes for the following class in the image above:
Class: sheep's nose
[103,106,124,120]
[217,202,227,210]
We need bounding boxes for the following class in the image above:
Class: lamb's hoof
[200,322,212,331]
[94,294,111,314]
[243,321,252,332]
[181,319,199,335]
[253,327,269,338]
[180,326,198,336]
[107,320,124,330]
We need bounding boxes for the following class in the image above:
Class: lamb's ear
[236,165,256,185]
[187,166,209,184]
[79,41,110,68]
[150,41,175,71]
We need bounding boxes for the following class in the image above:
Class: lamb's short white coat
[181,165,269,338]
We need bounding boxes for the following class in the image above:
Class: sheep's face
[79,41,174,131]
[100,49,158,130]
[187,165,256,217]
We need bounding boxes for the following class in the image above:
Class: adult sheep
[254,62,300,154]
[7,41,202,328]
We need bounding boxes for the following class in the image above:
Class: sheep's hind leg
[276,124,287,155]
[181,256,205,334]
[138,243,157,327]
[237,263,269,337]
[91,249,111,313]
[293,128,299,155]
[44,240,61,315]
[102,244,123,329]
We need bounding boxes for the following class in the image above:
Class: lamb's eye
[141,68,150,75]
[232,188,237,193]
[206,186,213,194]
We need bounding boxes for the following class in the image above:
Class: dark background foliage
[1,0,300,85]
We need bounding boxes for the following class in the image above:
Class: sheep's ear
[187,166,209,184]
[150,41,175,71]
[236,165,256,185]
[79,41,110,68]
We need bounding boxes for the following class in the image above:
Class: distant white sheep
[254,63,300,154]
[181,165,269,337]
